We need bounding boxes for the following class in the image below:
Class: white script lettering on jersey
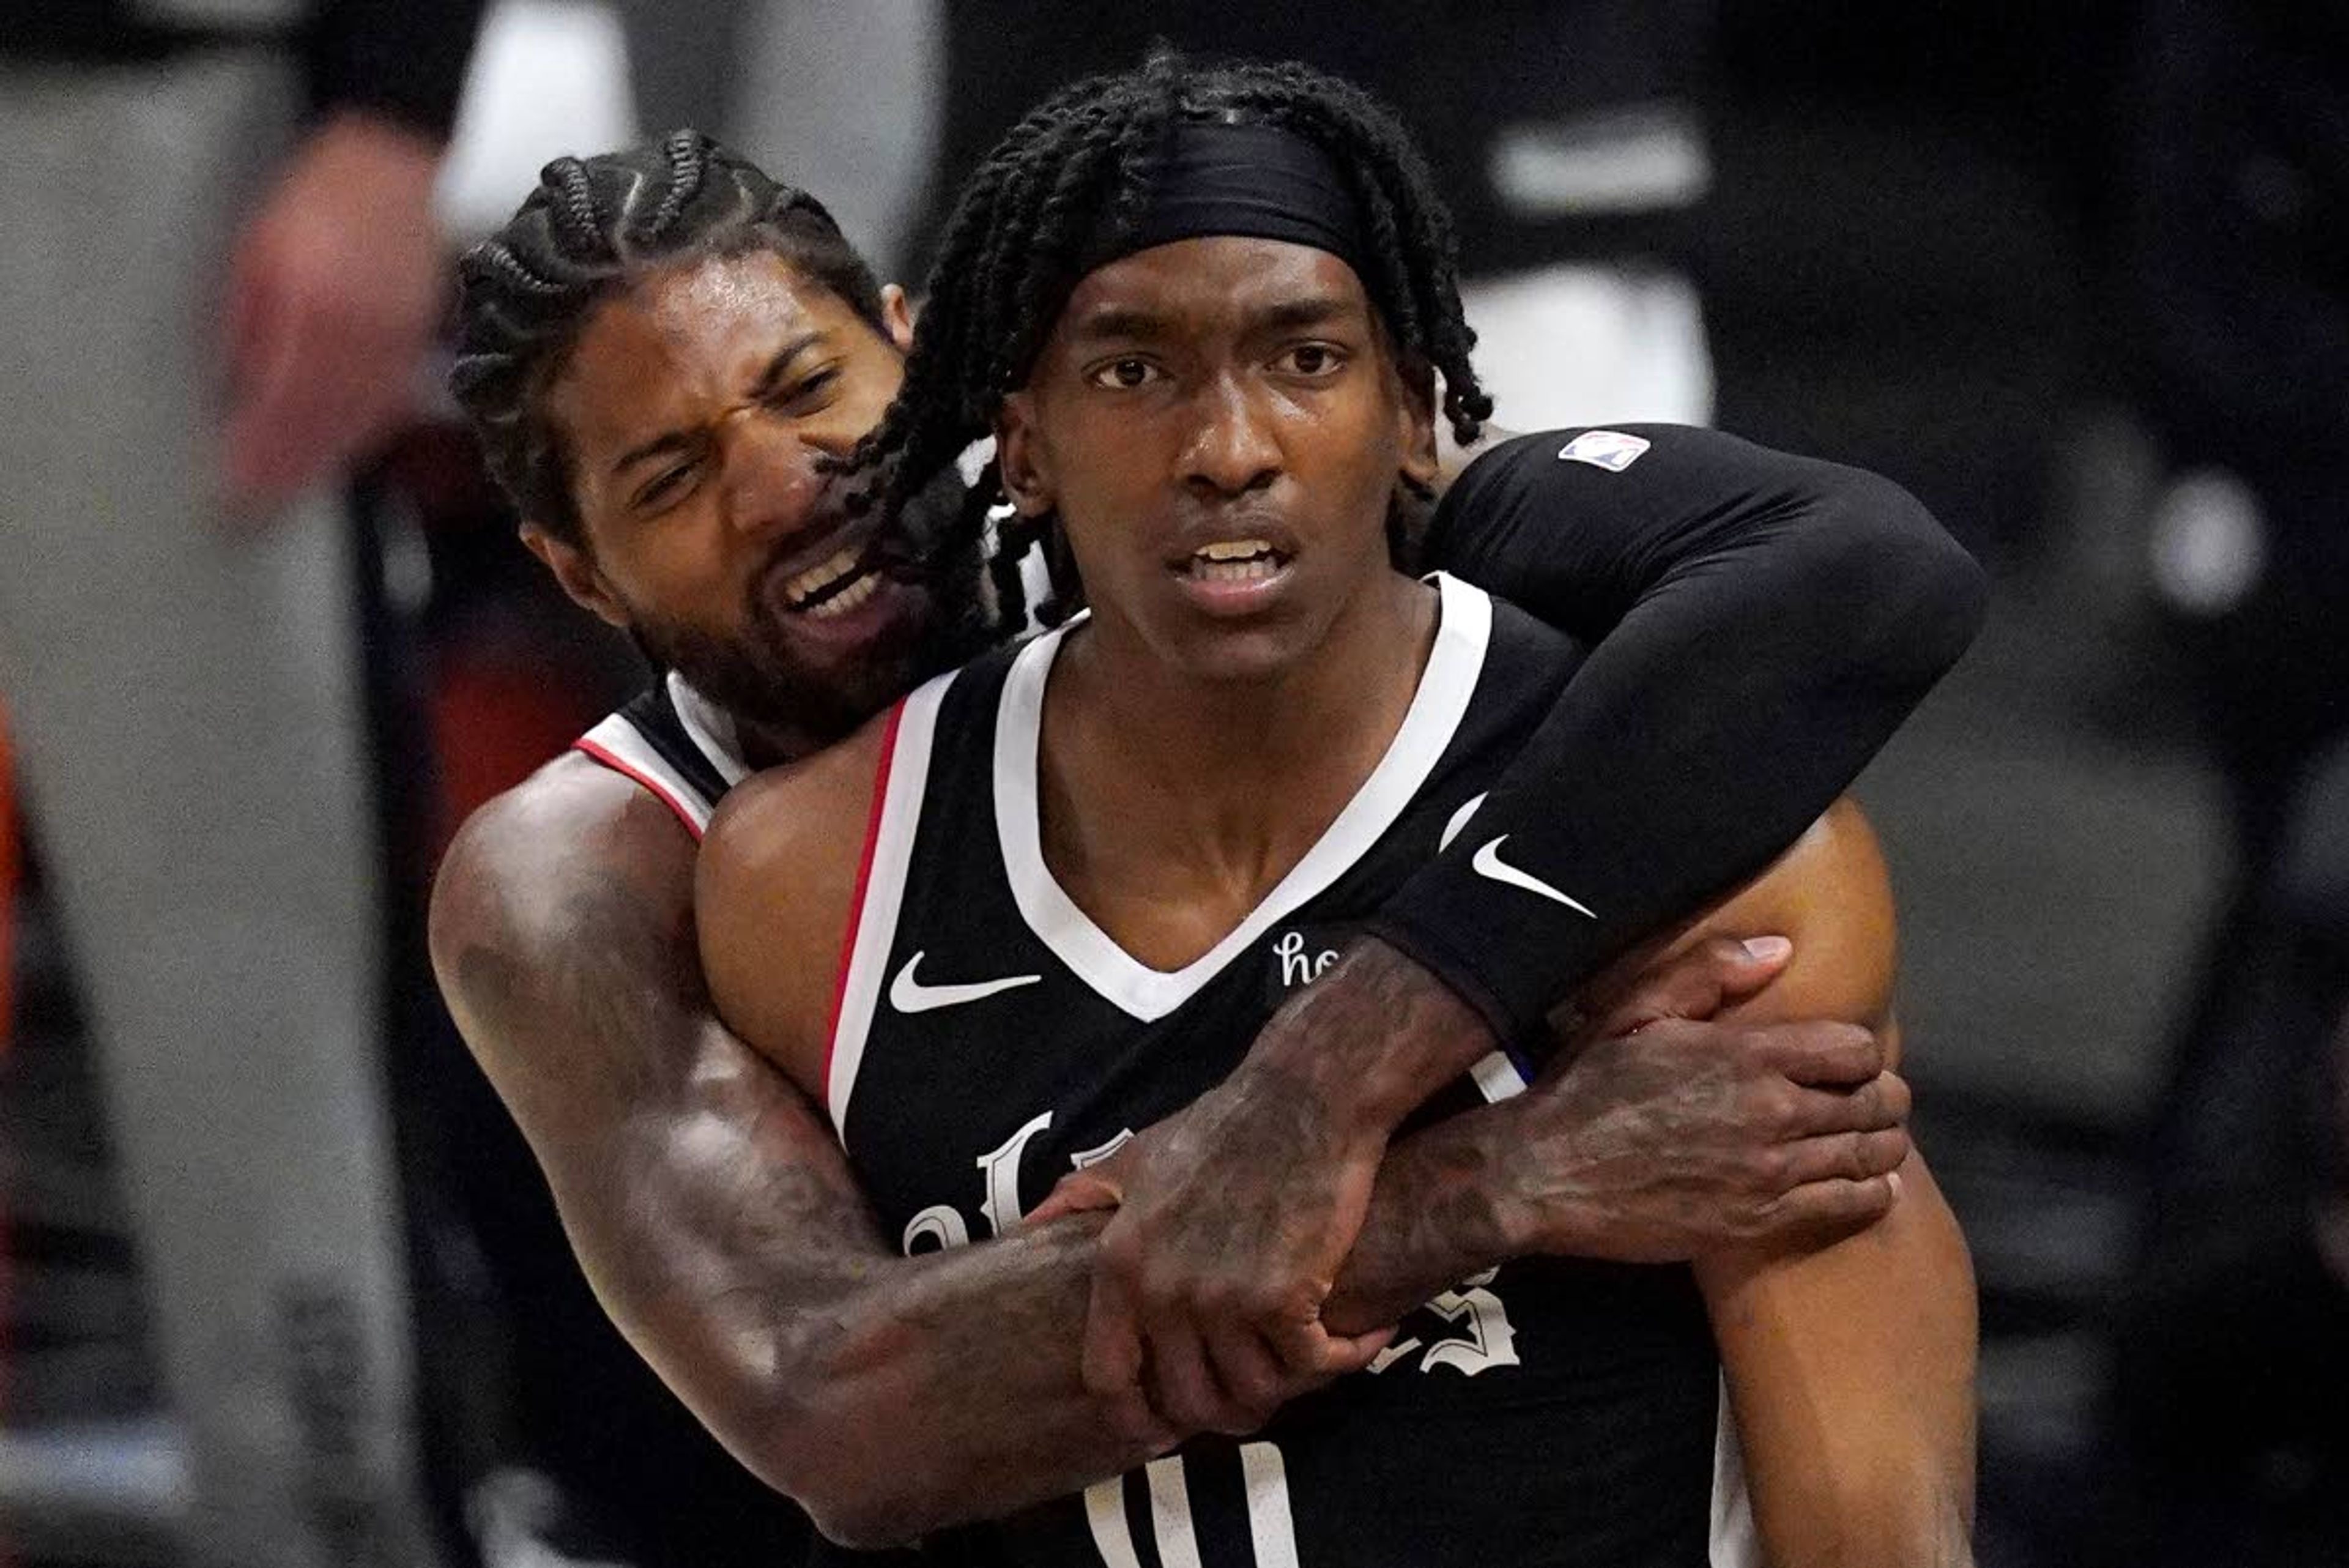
[899,1109,1137,1253]
[897,1112,1524,1378]
[1274,931,1343,988]
[1364,1268,1522,1379]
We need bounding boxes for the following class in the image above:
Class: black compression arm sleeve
[1371,425,1987,1039]
[305,0,486,137]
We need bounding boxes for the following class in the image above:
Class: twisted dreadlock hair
[450,130,888,548]
[846,53,1493,633]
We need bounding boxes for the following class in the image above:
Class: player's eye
[769,368,840,412]
[1086,357,1164,390]
[1275,343,1348,377]
[634,458,699,511]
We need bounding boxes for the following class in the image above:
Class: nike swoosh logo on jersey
[888,951,1044,1014]
[1471,836,1597,919]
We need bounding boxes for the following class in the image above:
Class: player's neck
[1039,570,1435,958]
[732,715,823,773]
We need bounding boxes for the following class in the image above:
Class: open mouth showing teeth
[1181,538,1289,583]
[781,544,885,620]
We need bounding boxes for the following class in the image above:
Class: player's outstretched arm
[1073,429,1984,1419]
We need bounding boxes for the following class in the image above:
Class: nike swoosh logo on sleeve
[888,952,1044,1014]
[1471,836,1598,919]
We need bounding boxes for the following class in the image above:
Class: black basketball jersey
[825,574,1759,1567]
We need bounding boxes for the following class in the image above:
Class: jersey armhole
[573,736,707,840]
[820,673,957,1142]
[822,699,906,1110]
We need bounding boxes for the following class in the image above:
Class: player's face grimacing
[999,236,1439,684]
[527,250,927,743]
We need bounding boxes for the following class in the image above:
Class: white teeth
[800,569,880,620]
[1193,557,1280,584]
[785,546,863,605]
[1195,538,1274,562]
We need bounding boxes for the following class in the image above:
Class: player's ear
[879,284,916,353]
[995,390,1056,519]
[521,522,631,631]
[1393,352,1441,490]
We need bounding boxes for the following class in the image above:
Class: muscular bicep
[1643,803,1976,1564]
[428,772,889,1457]
[428,771,714,1151]
[1682,798,1899,1042]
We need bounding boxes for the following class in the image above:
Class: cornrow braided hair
[449,129,888,546]
[846,53,1493,636]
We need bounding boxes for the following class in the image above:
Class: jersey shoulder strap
[573,673,748,838]
[821,647,1025,1135]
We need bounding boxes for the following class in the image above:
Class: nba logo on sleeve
[1558,429,1651,472]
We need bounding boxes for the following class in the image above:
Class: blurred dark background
[4,2,2342,1565]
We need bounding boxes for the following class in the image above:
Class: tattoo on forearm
[1328,1115,1513,1332]
[442,852,1534,1533]
[1255,937,1489,1125]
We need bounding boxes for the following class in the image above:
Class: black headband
[1076,119,1371,280]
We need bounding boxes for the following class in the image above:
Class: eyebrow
[1063,306,1171,347]
[607,330,828,476]
[1245,294,1357,336]
[1063,293,1359,349]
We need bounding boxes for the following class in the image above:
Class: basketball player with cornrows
[434,83,1977,1567]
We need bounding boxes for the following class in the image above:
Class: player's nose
[1179,373,1281,499]
[718,415,826,541]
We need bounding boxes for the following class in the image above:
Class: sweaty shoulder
[433,752,699,976]
[696,710,896,1095]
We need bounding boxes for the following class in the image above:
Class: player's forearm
[768,1105,1559,1543]
[1227,936,1497,1146]
[491,1052,1158,1549]
[751,1214,1174,1547]
[1732,1468,1975,1568]
[466,1008,1161,1547]
[1323,1100,1520,1330]
[1697,1153,1978,1568]
[1325,1085,1660,1332]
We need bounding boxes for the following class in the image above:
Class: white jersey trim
[826,670,957,1142]
[666,670,753,790]
[1469,1050,1530,1105]
[993,573,1495,1024]
[576,715,719,838]
[1709,1376,1760,1567]
[574,675,749,839]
